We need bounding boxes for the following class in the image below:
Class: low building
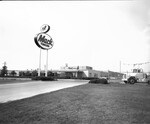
[58,65,123,79]
[1,65,124,79]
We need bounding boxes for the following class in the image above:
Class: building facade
[59,65,123,79]
[0,65,123,79]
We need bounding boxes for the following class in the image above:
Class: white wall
[83,70,103,78]
[82,70,89,77]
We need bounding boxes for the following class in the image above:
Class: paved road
[0,79,88,103]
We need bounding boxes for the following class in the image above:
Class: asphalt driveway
[0,79,88,103]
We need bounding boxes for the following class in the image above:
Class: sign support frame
[38,48,42,77]
[45,50,48,77]
[34,24,53,77]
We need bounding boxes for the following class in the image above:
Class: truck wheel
[128,77,136,84]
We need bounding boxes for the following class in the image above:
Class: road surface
[0,79,88,103]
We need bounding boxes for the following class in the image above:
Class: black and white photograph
[0,0,150,123]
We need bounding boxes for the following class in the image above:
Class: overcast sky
[0,0,150,72]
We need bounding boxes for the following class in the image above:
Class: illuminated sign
[34,33,54,50]
[40,24,50,33]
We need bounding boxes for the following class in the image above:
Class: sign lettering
[40,24,50,33]
[34,33,54,50]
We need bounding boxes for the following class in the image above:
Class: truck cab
[122,68,149,84]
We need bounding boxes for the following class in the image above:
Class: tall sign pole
[34,24,54,77]
[38,48,41,76]
[45,50,48,77]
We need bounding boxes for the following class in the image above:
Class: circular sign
[34,33,54,50]
[40,24,50,33]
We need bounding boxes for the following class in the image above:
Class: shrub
[31,76,56,81]
[89,78,108,84]
[41,77,56,81]
[81,77,99,80]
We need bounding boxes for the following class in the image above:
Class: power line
[123,62,150,66]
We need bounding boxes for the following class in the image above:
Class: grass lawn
[0,83,150,124]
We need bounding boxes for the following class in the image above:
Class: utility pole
[120,61,121,73]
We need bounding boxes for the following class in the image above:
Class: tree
[10,70,17,76]
[25,71,31,77]
[48,71,54,76]
[1,65,8,76]
[32,70,38,77]
[19,71,25,77]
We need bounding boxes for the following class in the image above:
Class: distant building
[58,65,123,79]
[0,65,124,79]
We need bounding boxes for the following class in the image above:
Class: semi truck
[122,68,150,84]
